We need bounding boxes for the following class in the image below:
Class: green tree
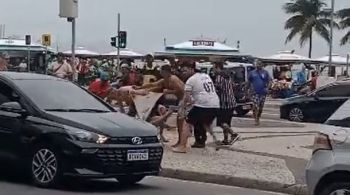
[338,8,350,45]
[283,0,333,58]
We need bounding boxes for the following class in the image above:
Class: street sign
[25,35,31,45]
[42,34,51,46]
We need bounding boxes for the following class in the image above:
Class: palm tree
[338,8,350,45]
[283,0,333,58]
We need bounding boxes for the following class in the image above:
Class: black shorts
[186,106,217,126]
[216,108,234,126]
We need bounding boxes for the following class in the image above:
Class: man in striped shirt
[214,62,240,145]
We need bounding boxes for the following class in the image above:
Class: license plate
[242,105,251,110]
[127,149,149,161]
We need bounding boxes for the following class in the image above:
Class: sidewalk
[159,117,320,195]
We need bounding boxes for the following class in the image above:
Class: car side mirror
[0,102,28,116]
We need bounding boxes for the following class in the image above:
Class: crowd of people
[82,55,272,153]
[0,52,273,153]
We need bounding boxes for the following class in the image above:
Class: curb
[160,168,308,195]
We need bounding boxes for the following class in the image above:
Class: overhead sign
[42,34,51,46]
[192,40,214,47]
[59,0,78,18]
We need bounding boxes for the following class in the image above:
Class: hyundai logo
[131,137,143,145]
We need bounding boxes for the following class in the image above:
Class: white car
[306,99,350,195]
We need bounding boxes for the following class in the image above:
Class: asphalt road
[0,176,284,195]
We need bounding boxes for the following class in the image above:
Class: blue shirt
[295,71,306,85]
[248,69,271,95]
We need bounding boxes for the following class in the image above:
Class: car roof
[0,72,61,81]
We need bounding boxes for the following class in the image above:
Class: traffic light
[110,36,117,47]
[118,31,127,48]
[25,35,31,45]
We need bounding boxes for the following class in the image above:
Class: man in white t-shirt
[173,62,220,152]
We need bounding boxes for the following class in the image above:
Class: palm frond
[340,18,350,29]
[315,20,331,43]
[284,15,306,44]
[285,15,306,29]
[283,1,301,14]
[338,8,350,19]
[299,17,315,46]
[318,18,340,29]
[340,31,350,45]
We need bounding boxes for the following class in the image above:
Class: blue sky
[0,0,349,57]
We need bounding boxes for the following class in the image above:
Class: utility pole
[71,18,76,81]
[328,0,335,76]
[117,13,121,72]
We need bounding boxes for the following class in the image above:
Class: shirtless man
[142,65,185,147]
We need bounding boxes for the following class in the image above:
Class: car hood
[46,111,157,137]
[282,94,309,105]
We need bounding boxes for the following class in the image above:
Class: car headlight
[64,125,108,144]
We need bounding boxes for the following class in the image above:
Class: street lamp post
[328,0,335,76]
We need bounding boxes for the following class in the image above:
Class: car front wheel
[319,182,350,195]
[288,107,304,122]
[30,146,63,188]
[116,175,145,185]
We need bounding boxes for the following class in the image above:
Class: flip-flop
[229,135,241,145]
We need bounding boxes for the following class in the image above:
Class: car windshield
[325,99,350,127]
[232,67,245,83]
[15,79,111,112]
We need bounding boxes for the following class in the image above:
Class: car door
[308,84,350,123]
[0,81,25,160]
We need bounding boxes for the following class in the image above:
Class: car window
[14,79,111,112]
[232,67,245,83]
[326,99,350,127]
[317,85,350,97]
[0,81,15,105]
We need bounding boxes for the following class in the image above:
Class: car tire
[288,107,304,122]
[319,182,350,195]
[235,106,250,117]
[30,145,63,188]
[116,175,145,186]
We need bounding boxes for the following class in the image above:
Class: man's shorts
[252,94,267,108]
[186,106,217,126]
[177,100,187,119]
[216,108,234,126]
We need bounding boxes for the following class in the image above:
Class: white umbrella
[260,51,311,63]
[63,47,99,56]
[103,49,143,57]
[314,54,349,65]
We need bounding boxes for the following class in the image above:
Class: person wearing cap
[142,54,160,84]
[88,71,112,99]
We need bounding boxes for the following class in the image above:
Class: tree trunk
[308,32,312,58]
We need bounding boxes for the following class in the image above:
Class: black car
[0,72,163,187]
[280,80,350,123]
